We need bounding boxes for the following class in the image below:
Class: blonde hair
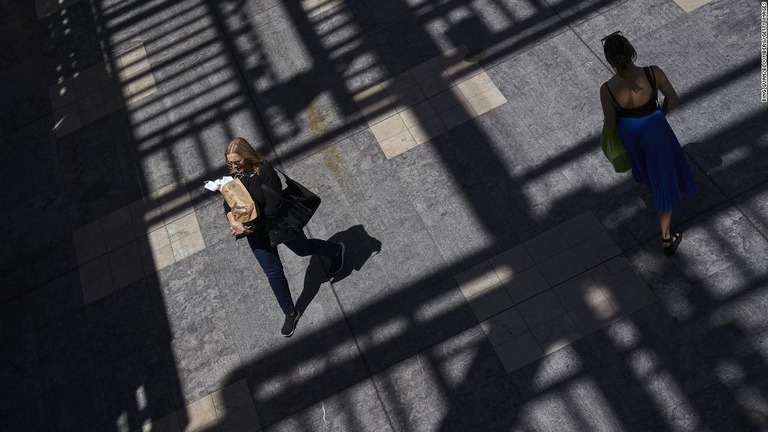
[225,137,267,174]
[603,33,637,78]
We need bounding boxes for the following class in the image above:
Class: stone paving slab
[2,0,768,431]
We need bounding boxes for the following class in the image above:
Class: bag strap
[260,162,291,202]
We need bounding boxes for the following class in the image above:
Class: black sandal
[662,231,683,256]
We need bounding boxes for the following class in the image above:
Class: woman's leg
[248,238,295,314]
[658,210,672,246]
[283,229,345,274]
[658,210,683,256]
[283,229,340,257]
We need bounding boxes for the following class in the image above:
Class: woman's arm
[225,210,247,236]
[653,66,678,115]
[600,83,617,131]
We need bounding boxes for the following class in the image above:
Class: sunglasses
[226,158,245,168]
[601,30,622,44]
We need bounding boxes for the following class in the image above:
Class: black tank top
[605,66,659,118]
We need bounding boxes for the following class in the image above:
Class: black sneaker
[328,242,345,274]
[281,310,300,337]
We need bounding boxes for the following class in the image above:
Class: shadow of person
[295,225,381,314]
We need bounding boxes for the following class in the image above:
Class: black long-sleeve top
[223,163,283,235]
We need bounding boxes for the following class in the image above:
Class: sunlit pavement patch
[353,46,508,159]
[74,181,204,304]
[50,43,157,137]
[458,212,656,373]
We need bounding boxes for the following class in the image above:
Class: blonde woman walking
[223,137,345,337]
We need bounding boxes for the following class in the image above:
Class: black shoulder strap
[259,162,288,201]
[644,66,658,100]
[604,82,619,106]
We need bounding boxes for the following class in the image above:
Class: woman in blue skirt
[599,32,698,255]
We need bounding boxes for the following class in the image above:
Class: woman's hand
[229,221,247,236]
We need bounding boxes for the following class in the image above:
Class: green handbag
[600,128,630,173]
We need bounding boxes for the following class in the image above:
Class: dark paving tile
[513,390,585,431]
[419,184,519,268]
[1,312,105,430]
[194,198,233,249]
[544,0,632,28]
[592,185,653,251]
[40,377,107,431]
[362,0,409,26]
[332,140,428,234]
[0,234,79,304]
[350,274,476,373]
[53,113,143,219]
[96,350,185,429]
[734,181,768,240]
[223,5,369,156]
[624,304,717,397]
[0,405,35,432]
[0,332,38,413]
[40,3,104,85]
[626,414,673,432]
[663,383,745,432]
[489,30,607,155]
[440,370,521,432]
[694,0,756,63]
[680,298,766,357]
[469,102,553,174]
[581,337,658,424]
[685,111,768,200]
[568,0,684,51]
[245,324,369,426]
[25,311,98,390]
[0,57,51,135]
[628,202,768,321]
[356,214,447,288]
[508,342,580,395]
[0,0,43,69]
[479,0,561,70]
[378,17,448,68]
[228,0,295,21]
[155,249,242,402]
[507,336,640,425]
[85,276,171,367]
[4,379,105,432]
[0,270,83,338]
[344,32,407,93]
[373,326,517,431]
[263,378,393,432]
[443,119,525,188]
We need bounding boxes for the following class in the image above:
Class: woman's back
[606,66,655,109]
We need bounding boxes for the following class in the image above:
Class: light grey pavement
[1,0,767,430]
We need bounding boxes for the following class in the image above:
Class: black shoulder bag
[261,165,322,246]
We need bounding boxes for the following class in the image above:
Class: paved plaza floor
[1,0,767,430]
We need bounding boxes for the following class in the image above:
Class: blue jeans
[247,230,338,314]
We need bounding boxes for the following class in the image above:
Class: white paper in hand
[203,176,234,192]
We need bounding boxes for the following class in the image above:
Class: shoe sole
[282,311,301,338]
[330,242,346,275]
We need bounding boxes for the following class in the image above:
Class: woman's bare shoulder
[649,65,671,84]
[649,65,667,77]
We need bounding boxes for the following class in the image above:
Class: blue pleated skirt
[617,109,698,211]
